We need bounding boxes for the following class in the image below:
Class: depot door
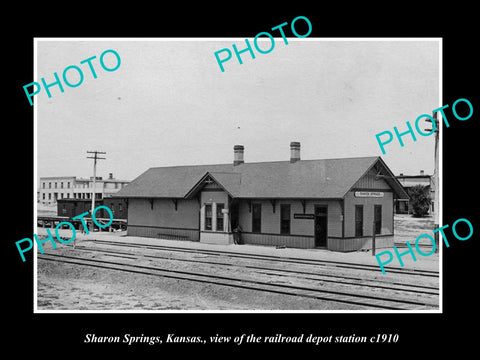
[314,205,328,247]
[230,201,239,231]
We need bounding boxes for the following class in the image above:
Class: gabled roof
[114,156,408,200]
[348,157,409,199]
[185,172,242,198]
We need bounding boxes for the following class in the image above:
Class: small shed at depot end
[102,197,128,220]
[114,144,409,252]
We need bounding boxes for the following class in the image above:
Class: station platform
[37,227,441,273]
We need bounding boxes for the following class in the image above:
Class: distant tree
[408,185,431,217]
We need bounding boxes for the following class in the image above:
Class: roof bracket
[171,198,178,211]
[300,199,306,214]
[270,199,276,213]
[148,198,154,210]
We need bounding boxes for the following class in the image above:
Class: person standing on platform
[233,225,242,245]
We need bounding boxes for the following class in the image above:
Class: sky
[36,38,440,182]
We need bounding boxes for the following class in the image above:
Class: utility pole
[372,220,376,256]
[425,113,439,253]
[87,151,106,232]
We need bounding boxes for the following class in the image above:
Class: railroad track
[38,250,438,310]
[67,243,439,296]
[86,239,440,278]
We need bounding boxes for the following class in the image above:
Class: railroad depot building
[115,143,409,252]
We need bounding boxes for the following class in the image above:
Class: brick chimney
[420,170,424,175]
[109,172,113,179]
[290,142,300,163]
[233,145,244,166]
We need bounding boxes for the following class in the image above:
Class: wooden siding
[241,232,315,249]
[344,191,393,237]
[127,225,199,241]
[200,191,229,205]
[352,168,391,189]
[200,231,233,245]
[102,198,128,219]
[203,181,222,190]
[237,199,342,237]
[328,235,394,252]
[128,198,199,229]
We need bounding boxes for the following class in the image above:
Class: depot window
[280,204,291,234]
[355,205,363,237]
[205,204,212,231]
[374,205,382,235]
[216,203,225,231]
[252,203,262,233]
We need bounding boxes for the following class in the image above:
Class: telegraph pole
[425,113,439,253]
[87,151,106,232]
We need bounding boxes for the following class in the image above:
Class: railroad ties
[37,239,439,311]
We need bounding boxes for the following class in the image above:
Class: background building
[395,171,434,214]
[38,173,129,205]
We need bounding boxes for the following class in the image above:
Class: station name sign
[354,191,384,198]
[294,213,315,219]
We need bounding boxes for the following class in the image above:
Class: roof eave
[342,156,410,200]
[376,157,410,200]
[184,172,235,199]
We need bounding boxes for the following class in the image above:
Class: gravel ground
[38,257,370,311]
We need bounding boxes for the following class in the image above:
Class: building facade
[38,173,129,205]
[115,143,409,252]
[395,171,434,214]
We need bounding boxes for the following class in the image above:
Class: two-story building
[38,173,129,205]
